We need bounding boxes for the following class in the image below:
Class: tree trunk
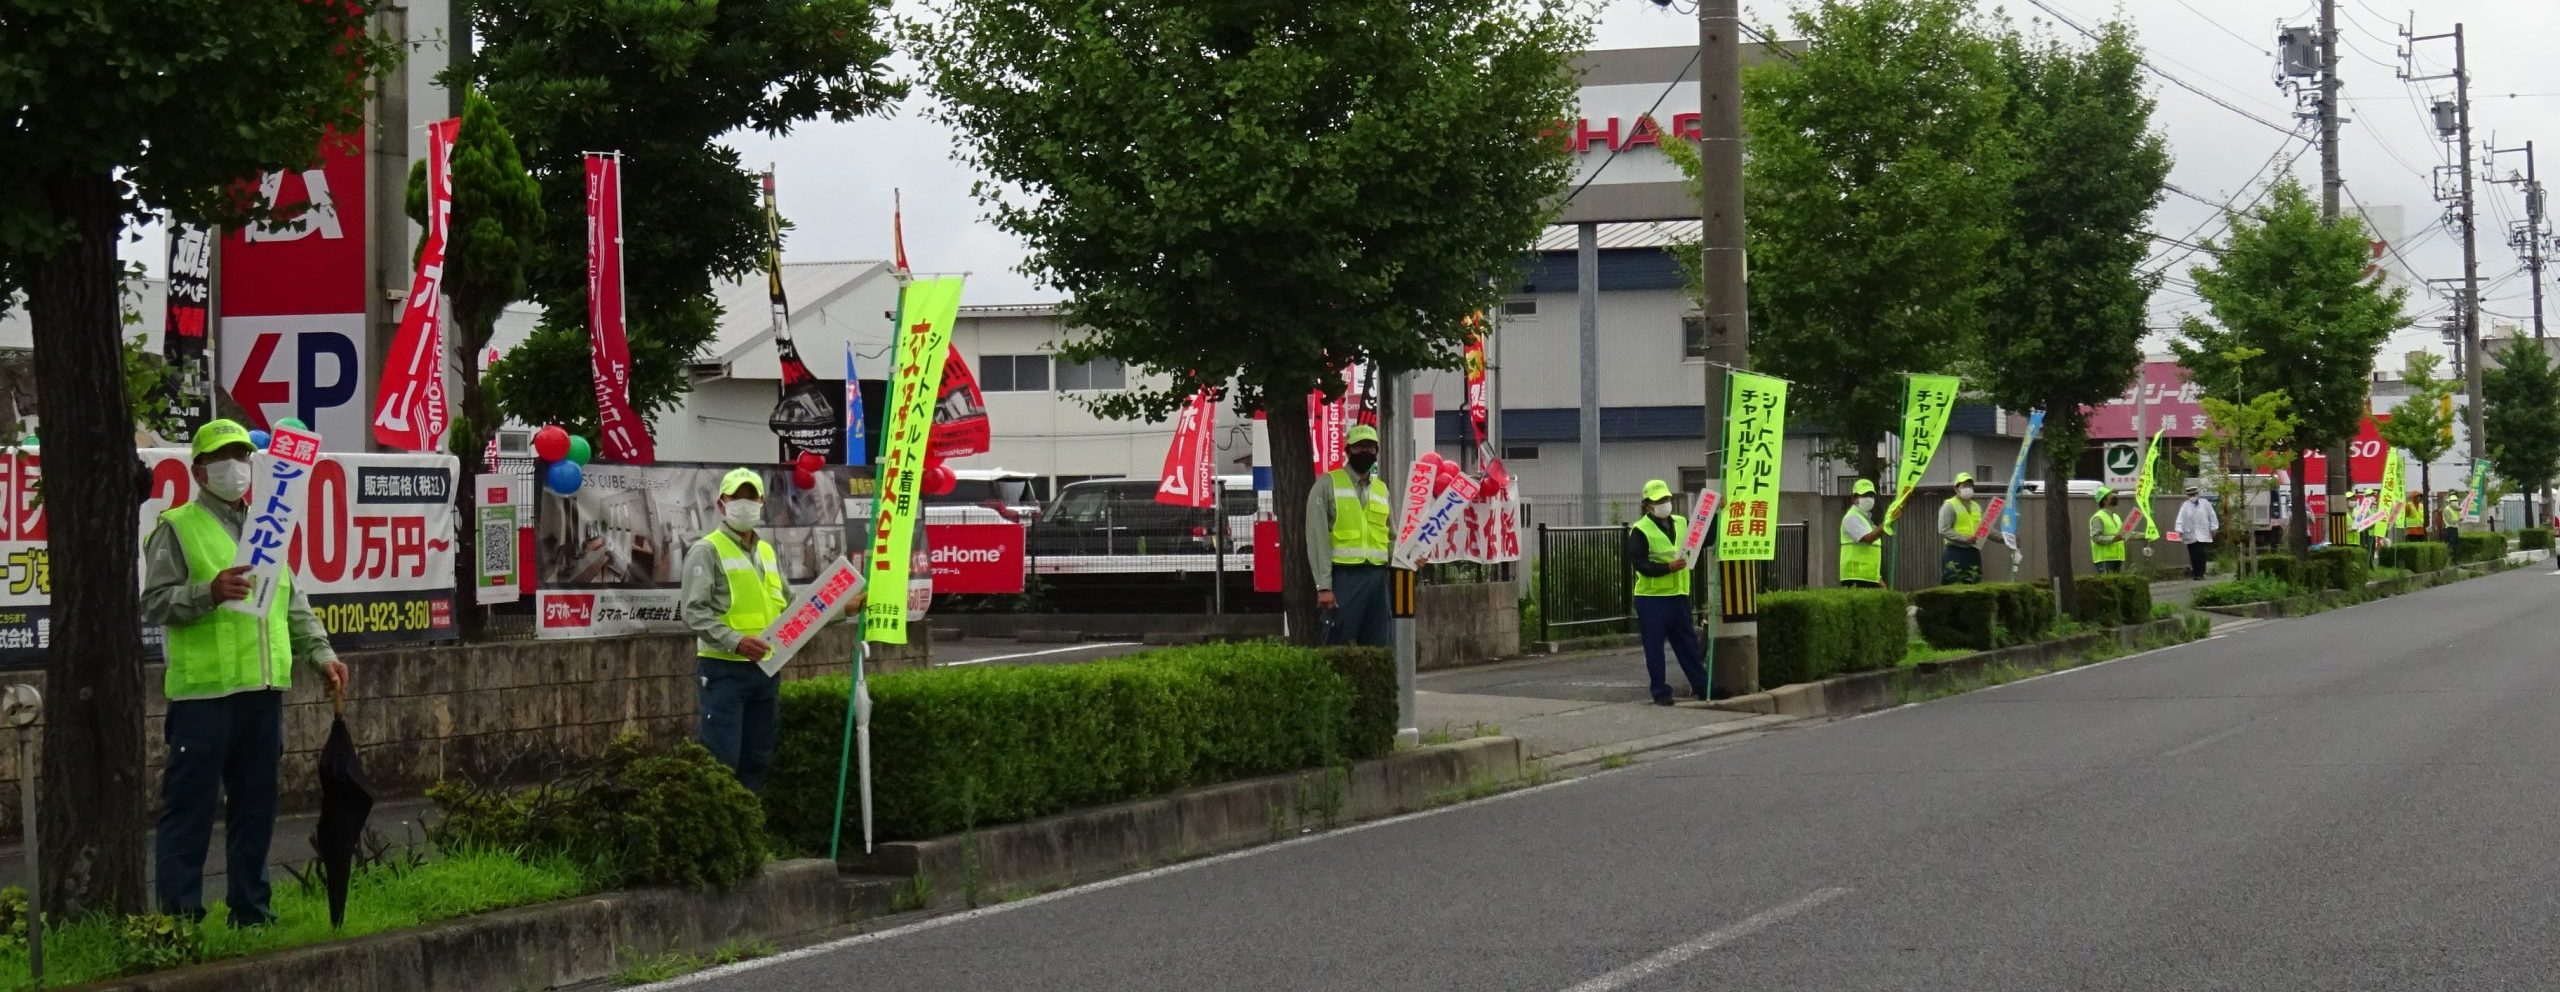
[450,352,497,639]
[2287,451,2312,558]
[2044,437,2078,618]
[1263,390,1321,646]
[26,169,151,918]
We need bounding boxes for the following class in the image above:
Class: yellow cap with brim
[192,419,254,460]
[1642,479,1673,502]
[1853,479,1878,496]
[720,467,764,497]
[1954,472,1976,487]
[1345,424,1380,448]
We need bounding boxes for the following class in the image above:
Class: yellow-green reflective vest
[1949,498,1983,540]
[700,529,787,662]
[1327,469,1391,566]
[1631,517,1690,598]
[160,502,294,702]
[1840,508,1882,584]
[2091,509,2127,563]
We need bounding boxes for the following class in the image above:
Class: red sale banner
[586,153,657,463]
[1155,389,1219,508]
[931,345,992,459]
[374,118,458,451]
[1463,326,1490,448]
[922,522,1027,595]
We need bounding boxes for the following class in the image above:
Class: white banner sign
[228,427,325,617]
[757,555,866,676]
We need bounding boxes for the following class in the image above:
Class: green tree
[912,0,1589,640]
[2375,351,2456,500]
[409,89,542,634]
[2194,384,2297,578]
[2173,177,2407,555]
[1698,0,2014,479]
[1969,17,2167,609]
[0,0,395,916]
[453,0,905,435]
[2481,338,2560,523]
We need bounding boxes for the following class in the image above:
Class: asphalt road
[663,567,2560,992]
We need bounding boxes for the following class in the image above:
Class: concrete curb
[1704,616,2196,720]
[2198,556,2530,619]
[1541,713,1797,770]
[842,737,1524,907]
[73,861,894,992]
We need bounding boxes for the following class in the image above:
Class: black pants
[698,657,782,791]
[1940,545,1982,585]
[2186,542,2212,579]
[157,690,284,924]
[1635,595,1709,702]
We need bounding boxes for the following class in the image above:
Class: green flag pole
[830,292,901,862]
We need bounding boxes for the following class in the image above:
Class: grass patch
[1893,618,2213,706]
[1897,639,1974,668]
[2191,574,2299,608]
[1414,721,1502,747]
[616,948,707,986]
[0,848,597,989]
[1598,752,1637,770]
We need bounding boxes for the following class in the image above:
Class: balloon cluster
[791,451,824,491]
[245,417,309,452]
[532,425,595,495]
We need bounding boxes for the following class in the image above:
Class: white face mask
[1955,485,1975,500]
[1856,495,1876,513]
[723,499,764,532]
[203,459,253,502]
[1648,502,1675,520]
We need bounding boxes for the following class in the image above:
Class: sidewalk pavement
[0,797,437,901]
[1416,649,1794,769]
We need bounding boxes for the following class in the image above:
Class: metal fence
[1530,519,1809,644]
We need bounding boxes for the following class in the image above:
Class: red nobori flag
[371,117,458,451]
[586,153,655,463]
[1157,388,1219,508]
[1463,325,1489,448]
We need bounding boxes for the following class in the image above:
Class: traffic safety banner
[1883,373,1959,535]
[862,277,963,644]
[0,446,459,667]
[1718,371,1789,561]
[229,426,326,617]
[756,555,866,676]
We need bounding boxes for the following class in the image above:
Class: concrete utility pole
[2317,1,2354,547]
[1577,222,1602,524]
[2408,24,2486,463]
[1697,0,1756,696]
[2490,141,2549,519]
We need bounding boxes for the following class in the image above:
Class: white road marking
[2162,723,2251,758]
[1556,887,1853,992]
[938,642,1140,666]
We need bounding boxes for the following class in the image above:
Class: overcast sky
[126,0,2560,362]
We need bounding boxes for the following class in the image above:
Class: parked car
[1028,476,1256,559]
[923,468,1044,526]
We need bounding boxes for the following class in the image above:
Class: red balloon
[796,450,824,472]
[532,425,570,462]
[924,463,958,496]
[1479,460,1510,500]
[792,467,818,490]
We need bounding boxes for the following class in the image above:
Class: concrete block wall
[1417,580,1520,670]
[0,623,929,834]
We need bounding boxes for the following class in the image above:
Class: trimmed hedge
[1759,588,1908,688]
[2456,531,2510,563]
[2070,573,2152,628]
[2309,546,2367,590]
[1914,582,2051,650]
[766,642,1371,850]
[2256,555,2298,585]
[2519,527,2553,551]
[2384,540,2451,573]
[2295,553,2340,592]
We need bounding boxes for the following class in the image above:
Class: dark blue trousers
[156,690,284,924]
[1324,565,1394,648]
[698,657,781,791]
[1636,594,1710,702]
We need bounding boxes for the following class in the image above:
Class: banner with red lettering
[1155,389,1218,508]
[1464,331,1490,448]
[160,222,215,439]
[0,447,459,667]
[931,345,991,459]
[585,153,656,463]
[373,117,458,451]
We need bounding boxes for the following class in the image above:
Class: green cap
[1953,472,1976,487]
[192,419,254,460]
[720,467,764,497]
[1853,479,1878,496]
[1344,424,1380,448]
[2093,486,2115,502]
[1642,479,1673,502]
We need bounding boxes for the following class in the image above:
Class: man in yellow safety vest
[1626,480,1709,705]
[680,467,836,790]
[2089,486,2129,574]
[140,419,348,924]
[1840,479,1885,588]
[1936,472,1986,585]
[1304,424,1393,646]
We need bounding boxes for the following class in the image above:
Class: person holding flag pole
[1992,410,2044,581]
[828,190,915,860]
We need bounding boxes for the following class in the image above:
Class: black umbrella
[311,697,373,928]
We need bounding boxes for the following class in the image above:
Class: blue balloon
[249,429,272,450]
[545,459,584,495]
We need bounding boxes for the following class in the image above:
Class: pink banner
[586,153,656,463]
[2088,361,2205,440]
[1154,388,1218,508]
[371,118,457,451]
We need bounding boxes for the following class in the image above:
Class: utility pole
[2407,23,2485,464]
[1577,222,1601,524]
[2280,9,2351,546]
[1697,0,1756,696]
[2490,140,2549,520]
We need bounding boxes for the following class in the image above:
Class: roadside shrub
[1758,588,1907,687]
[1317,647,1396,761]
[2456,531,2509,563]
[2384,540,2450,573]
[1913,582,2050,650]
[2255,555,2298,585]
[2294,554,2340,592]
[2518,527,2553,551]
[2309,546,2367,590]
[2191,574,2297,608]
[428,736,764,889]
[2070,574,2153,627]
[768,641,1363,849]
[113,915,203,974]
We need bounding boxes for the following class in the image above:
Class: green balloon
[277,417,308,431]
[16,436,32,447]
[568,435,594,465]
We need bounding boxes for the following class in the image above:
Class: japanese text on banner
[2132,428,2165,541]
[1882,373,1959,534]
[1154,388,1218,508]
[758,556,865,676]
[863,278,963,644]
[229,427,325,615]
[586,153,656,462]
[371,118,457,451]
[1717,372,1788,562]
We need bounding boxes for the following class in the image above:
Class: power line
[1560,47,1699,205]
[2145,127,2316,277]
[2017,0,2299,138]
[2166,0,2269,56]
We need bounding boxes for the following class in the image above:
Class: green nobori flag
[1718,371,1789,562]
[1881,374,1961,535]
[2462,459,2492,523]
[2132,427,2166,541]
